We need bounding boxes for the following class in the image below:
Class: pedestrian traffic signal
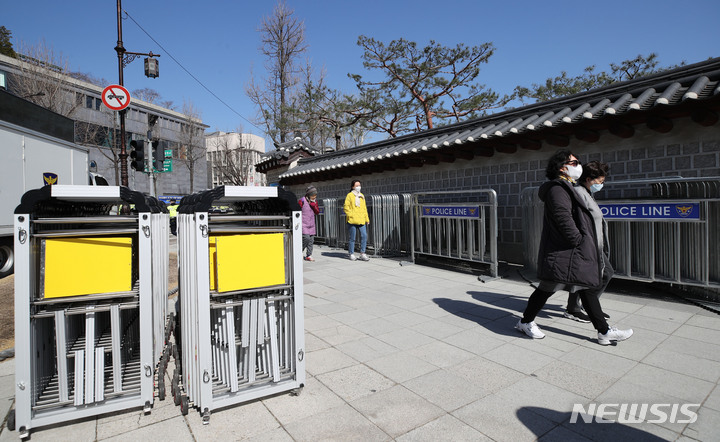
[130,140,146,172]
[151,140,164,171]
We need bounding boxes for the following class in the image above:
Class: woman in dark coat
[516,150,633,345]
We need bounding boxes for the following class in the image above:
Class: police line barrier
[410,190,499,278]
[522,177,720,288]
[319,194,412,256]
[12,185,169,438]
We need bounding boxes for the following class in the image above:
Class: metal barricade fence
[522,178,720,289]
[410,190,499,278]
[323,194,412,256]
[313,201,328,245]
[12,185,169,438]
[175,186,305,422]
[321,198,340,248]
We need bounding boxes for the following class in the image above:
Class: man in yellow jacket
[343,179,370,261]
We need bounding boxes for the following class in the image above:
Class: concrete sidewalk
[1,244,719,441]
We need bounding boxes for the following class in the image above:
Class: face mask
[354,186,361,192]
[590,183,604,193]
[565,164,583,180]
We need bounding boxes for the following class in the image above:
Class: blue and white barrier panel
[421,206,481,218]
[599,202,700,220]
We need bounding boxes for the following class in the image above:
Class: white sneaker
[597,326,633,345]
[515,320,545,339]
[349,254,357,261]
[359,253,370,261]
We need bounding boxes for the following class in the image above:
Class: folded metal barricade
[320,198,340,247]
[12,185,169,439]
[410,190,498,278]
[313,200,328,245]
[174,185,305,423]
[522,177,720,288]
[369,194,413,256]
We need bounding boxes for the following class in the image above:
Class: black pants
[522,256,613,334]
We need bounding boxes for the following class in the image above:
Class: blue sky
[4,0,719,150]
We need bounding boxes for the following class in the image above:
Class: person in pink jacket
[299,186,320,261]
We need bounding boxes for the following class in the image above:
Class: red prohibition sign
[101,84,131,111]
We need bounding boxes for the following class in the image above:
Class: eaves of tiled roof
[256,137,320,171]
[279,57,720,185]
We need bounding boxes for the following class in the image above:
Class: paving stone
[395,414,490,441]
[673,323,720,346]
[621,363,715,404]
[453,393,557,441]
[533,360,618,399]
[350,385,444,438]
[101,416,192,441]
[285,403,389,441]
[366,351,438,383]
[25,416,97,442]
[407,341,476,369]
[305,347,358,376]
[316,364,395,402]
[375,327,436,351]
[311,324,368,346]
[682,405,720,441]
[441,328,505,355]
[704,385,720,412]
[448,356,524,393]
[185,400,280,441]
[262,377,344,426]
[642,347,720,383]
[335,336,397,362]
[482,342,555,375]
[403,369,489,412]
[409,318,467,340]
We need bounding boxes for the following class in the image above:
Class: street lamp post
[114,0,129,187]
[114,0,160,188]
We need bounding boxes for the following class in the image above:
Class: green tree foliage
[349,36,508,137]
[514,53,686,103]
[0,26,16,58]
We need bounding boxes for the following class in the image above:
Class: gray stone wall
[285,118,720,264]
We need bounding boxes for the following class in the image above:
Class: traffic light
[130,140,146,172]
[151,140,164,171]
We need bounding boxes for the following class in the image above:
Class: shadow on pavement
[320,251,351,259]
[432,291,571,338]
[516,406,668,441]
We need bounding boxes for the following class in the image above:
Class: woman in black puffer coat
[515,150,633,345]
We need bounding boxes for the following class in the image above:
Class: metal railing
[522,178,720,288]
[321,194,412,256]
[410,190,498,277]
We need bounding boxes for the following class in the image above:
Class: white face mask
[354,186,361,193]
[590,183,604,193]
[565,164,583,180]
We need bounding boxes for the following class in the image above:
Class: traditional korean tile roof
[280,57,720,184]
[255,137,320,172]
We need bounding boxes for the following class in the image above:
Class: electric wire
[122,9,261,132]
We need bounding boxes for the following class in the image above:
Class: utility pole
[115,0,128,187]
[114,0,160,188]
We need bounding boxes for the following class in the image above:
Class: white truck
[0,118,93,278]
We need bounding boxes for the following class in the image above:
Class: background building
[0,52,209,197]
[205,131,266,187]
